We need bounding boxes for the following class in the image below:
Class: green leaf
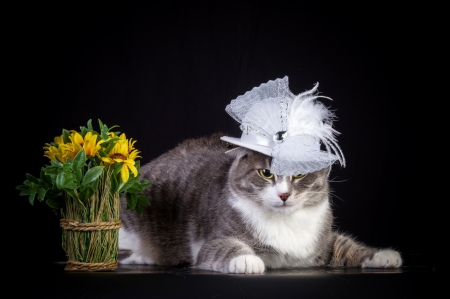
[112,162,122,176]
[44,165,63,176]
[74,167,83,185]
[56,172,78,189]
[37,187,47,202]
[136,195,150,206]
[25,173,40,184]
[40,168,53,185]
[62,162,72,172]
[103,138,120,155]
[118,177,135,193]
[90,175,99,190]
[125,178,152,194]
[46,197,64,209]
[99,119,109,140]
[110,172,119,194]
[20,190,32,196]
[78,185,95,202]
[23,180,33,187]
[81,166,104,185]
[139,179,152,190]
[135,204,143,216]
[80,126,89,137]
[124,182,144,194]
[87,119,93,131]
[55,172,66,189]
[50,159,64,168]
[28,191,37,205]
[72,149,87,171]
[65,189,78,200]
[63,182,79,190]
[126,192,137,210]
[62,129,71,144]
[16,185,30,192]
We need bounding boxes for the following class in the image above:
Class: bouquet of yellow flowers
[16,119,151,271]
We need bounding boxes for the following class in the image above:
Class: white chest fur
[230,195,329,268]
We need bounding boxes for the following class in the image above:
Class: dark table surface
[15,262,440,299]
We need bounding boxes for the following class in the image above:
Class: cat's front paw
[229,255,265,274]
[361,249,402,268]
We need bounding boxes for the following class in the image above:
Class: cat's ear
[225,146,249,160]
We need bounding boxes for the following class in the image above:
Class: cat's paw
[229,255,265,274]
[361,249,402,268]
[118,252,155,265]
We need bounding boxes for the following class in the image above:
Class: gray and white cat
[118,133,402,273]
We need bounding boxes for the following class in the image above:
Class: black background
[8,1,438,270]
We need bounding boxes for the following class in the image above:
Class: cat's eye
[258,169,273,179]
[293,173,306,179]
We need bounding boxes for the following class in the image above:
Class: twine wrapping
[65,260,118,271]
[60,218,122,271]
[60,219,122,231]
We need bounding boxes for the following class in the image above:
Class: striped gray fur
[118,133,402,273]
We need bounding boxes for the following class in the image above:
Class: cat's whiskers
[327,187,346,204]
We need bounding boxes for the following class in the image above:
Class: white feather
[287,83,345,167]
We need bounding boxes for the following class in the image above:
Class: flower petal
[121,165,130,183]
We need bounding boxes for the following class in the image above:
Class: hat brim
[220,136,273,157]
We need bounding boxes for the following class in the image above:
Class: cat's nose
[278,193,290,202]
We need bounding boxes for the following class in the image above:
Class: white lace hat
[221,76,345,175]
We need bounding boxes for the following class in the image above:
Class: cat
[118,132,402,274]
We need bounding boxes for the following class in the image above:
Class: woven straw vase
[60,178,121,272]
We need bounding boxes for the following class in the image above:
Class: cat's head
[226,147,331,214]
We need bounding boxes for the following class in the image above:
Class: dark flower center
[111,153,126,160]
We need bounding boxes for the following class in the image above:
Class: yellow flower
[83,132,104,156]
[108,133,142,160]
[69,131,104,157]
[127,137,138,154]
[43,135,76,162]
[20,118,152,221]
[101,138,138,183]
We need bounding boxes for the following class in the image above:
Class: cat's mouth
[270,202,296,213]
